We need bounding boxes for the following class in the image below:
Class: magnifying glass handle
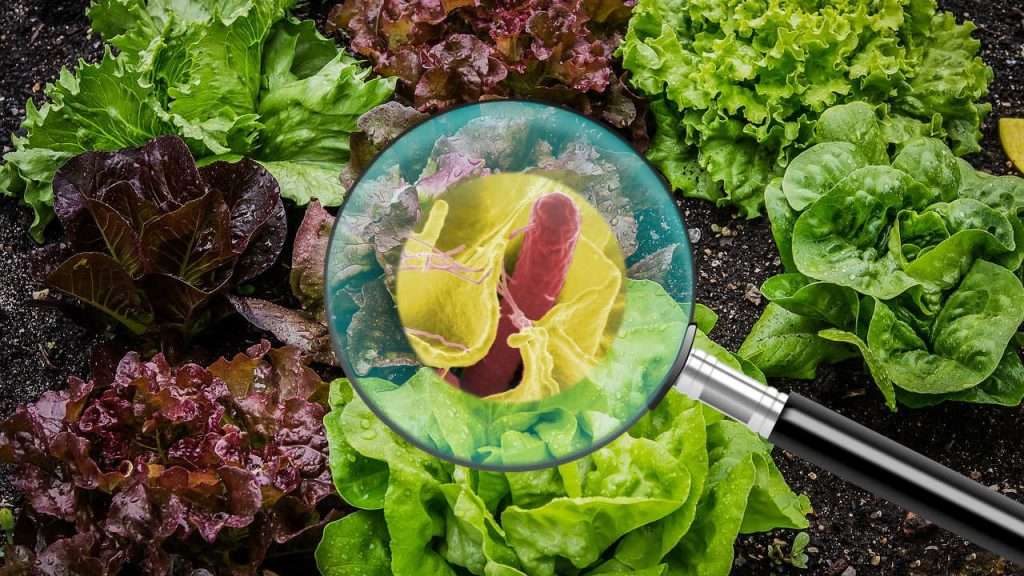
[678,348,1024,565]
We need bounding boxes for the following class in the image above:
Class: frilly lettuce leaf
[326,0,647,142]
[255,19,396,205]
[622,0,992,216]
[1,49,171,241]
[318,299,811,576]
[3,0,394,241]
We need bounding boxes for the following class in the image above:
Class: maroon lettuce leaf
[139,191,235,290]
[290,200,336,313]
[0,344,336,576]
[350,102,429,174]
[327,0,647,145]
[416,152,490,198]
[200,160,288,283]
[227,295,336,367]
[356,102,430,151]
[414,34,509,110]
[47,136,287,341]
[47,253,154,335]
[231,200,342,367]
[232,174,422,369]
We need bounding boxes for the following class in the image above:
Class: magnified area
[397,174,626,401]
[327,101,695,469]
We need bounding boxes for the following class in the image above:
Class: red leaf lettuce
[0,343,336,576]
[45,136,287,344]
[327,0,648,144]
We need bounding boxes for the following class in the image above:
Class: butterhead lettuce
[741,103,1024,410]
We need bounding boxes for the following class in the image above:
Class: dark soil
[0,1,1021,575]
[0,0,104,504]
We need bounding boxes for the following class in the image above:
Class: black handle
[770,393,1024,565]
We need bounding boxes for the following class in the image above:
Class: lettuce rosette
[740,103,1024,409]
[315,372,812,576]
[326,102,694,468]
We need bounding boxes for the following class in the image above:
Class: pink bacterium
[460,193,581,396]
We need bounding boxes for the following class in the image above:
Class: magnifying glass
[325,101,1024,563]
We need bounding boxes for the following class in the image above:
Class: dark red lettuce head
[47,136,287,340]
[0,343,336,576]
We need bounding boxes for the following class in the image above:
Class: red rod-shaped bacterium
[460,193,582,396]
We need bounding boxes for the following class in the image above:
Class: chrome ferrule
[675,347,788,439]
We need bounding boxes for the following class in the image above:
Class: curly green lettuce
[622,0,992,217]
[316,304,811,576]
[740,103,1024,410]
[1,0,395,241]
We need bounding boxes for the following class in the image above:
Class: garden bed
[0,0,1022,574]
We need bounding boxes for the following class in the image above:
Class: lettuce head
[622,0,993,217]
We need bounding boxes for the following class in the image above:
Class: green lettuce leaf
[782,142,870,212]
[319,380,809,576]
[315,511,392,576]
[621,0,991,215]
[765,177,797,272]
[3,0,394,241]
[744,106,1024,409]
[664,451,755,576]
[896,348,1024,409]
[255,20,396,205]
[324,378,389,510]
[867,261,1024,395]
[318,290,810,576]
[1,50,171,240]
[791,166,926,300]
[738,303,857,381]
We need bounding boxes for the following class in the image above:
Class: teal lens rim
[325,100,696,471]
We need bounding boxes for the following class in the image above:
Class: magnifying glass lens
[327,101,695,471]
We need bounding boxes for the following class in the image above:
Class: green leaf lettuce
[2,0,395,241]
[741,102,1024,410]
[623,0,992,216]
[318,296,810,576]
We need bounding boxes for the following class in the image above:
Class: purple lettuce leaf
[47,136,287,342]
[227,297,335,366]
[199,160,287,283]
[290,200,336,313]
[0,344,336,576]
[327,0,648,145]
[350,102,429,174]
[47,253,154,335]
